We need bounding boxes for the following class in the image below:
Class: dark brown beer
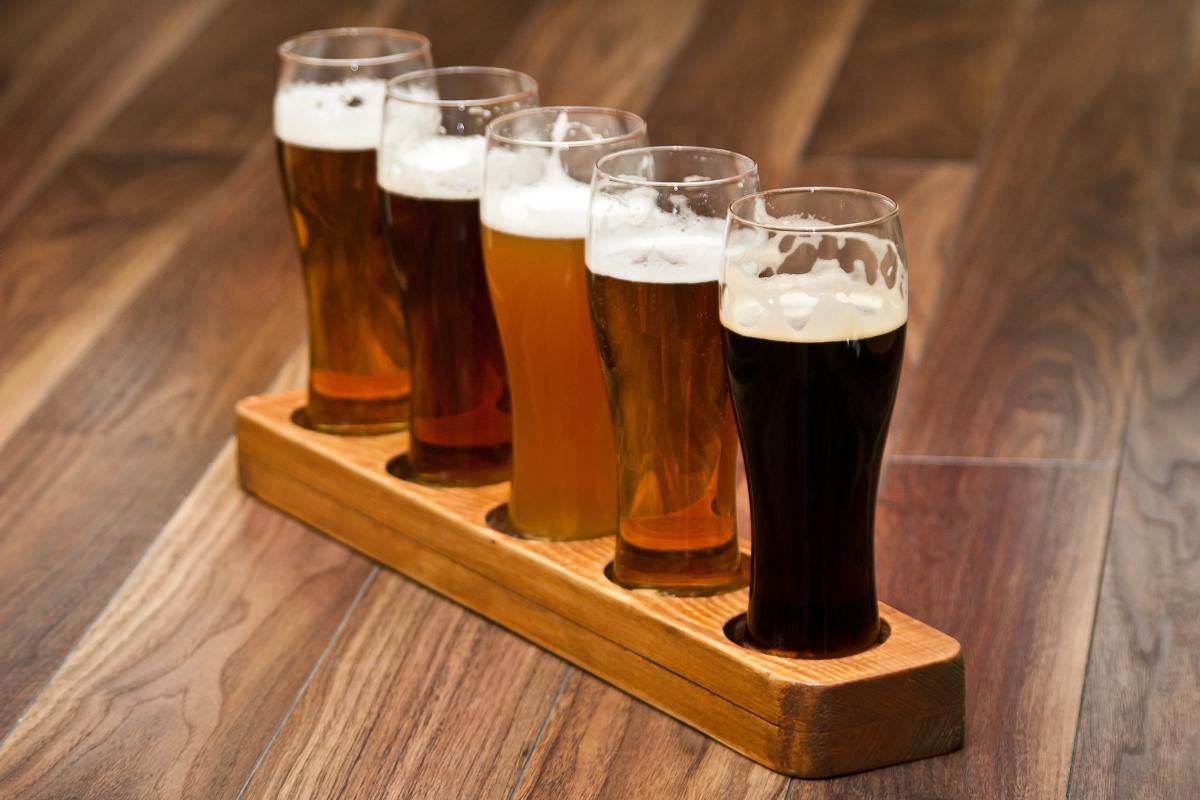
[383,192,510,484]
[724,323,906,657]
[588,272,740,593]
[277,140,410,432]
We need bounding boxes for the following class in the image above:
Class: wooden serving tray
[236,391,964,778]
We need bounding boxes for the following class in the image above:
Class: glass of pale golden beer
[275,28,432,434]
[586,146,758,594]
[721,188,908,657]
[379,67,537,485]
[481,107,647,540]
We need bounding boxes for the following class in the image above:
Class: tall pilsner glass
[379,67,538,485]
[275,28,432,433]
[721,188,908,657]
[481,107,647,540]
[587,146,758,594]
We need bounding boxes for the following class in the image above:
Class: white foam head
[274,78,387,150]
[481,149,590,238]
[481,111,620,239]
[379,135,486,200]
[586,186,725,283]
[720,214,908,343]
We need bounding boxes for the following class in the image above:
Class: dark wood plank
[0,0,546,742]
[512,671,786,799]
[895,0,1194,459]
[239,570,566,799]
[0,148,238,446]
[0,443,374,800]
[1176,28,1200,162]
[0,144,304,739]
[790,463,1115,798]
[497,0,707,109]
[1067,167,1200,798]
[805,0,1029,160]
[643,0,866,185]
[0,0,228,231]
[789,158,975,375]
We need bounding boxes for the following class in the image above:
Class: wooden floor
[0,0,1195,797]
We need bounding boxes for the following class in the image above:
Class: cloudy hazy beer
[275,29,431,433]
[587,147,757,593]
[481,107,646,539]
[721,188,908,657]
[379,68,536,484]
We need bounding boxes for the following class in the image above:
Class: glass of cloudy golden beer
[721,188,908,657]
[587,147,758,594]
[275,28,432,434]
[378,67,538,485]
[481,107,647,540]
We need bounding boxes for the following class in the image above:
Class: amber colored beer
[274,29,430,433]
[589,272,740,592]
[383,192,509,484]
[481,227,618,539]
[278,141,410,432]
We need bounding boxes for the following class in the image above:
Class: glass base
[610,539,745,597]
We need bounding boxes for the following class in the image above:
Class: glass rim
[729,187,900,233]
[594,145,758,189]
[386,66,538,107]
[485,106,647,149]
[277,27,432,68]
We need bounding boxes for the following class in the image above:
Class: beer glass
[275,28,432,434]
[379,67,537,485]
[587,146,758,594]
[481,107,647,540]
[721,188,908,657]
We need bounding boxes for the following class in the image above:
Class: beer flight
[275,28,908,659]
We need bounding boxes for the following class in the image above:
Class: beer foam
[378,135,486,200]
[586,188,725,284]
[274,78,388,150]
[480,111,610,239]
[481,156,590,238]
[720,223,908,343]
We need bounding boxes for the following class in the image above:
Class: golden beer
[480,106,646,539]
[482,228,617,537]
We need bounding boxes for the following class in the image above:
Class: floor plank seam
[0,0,233,239]
[1062,3,1200,793]
[889,454,1117,469]
[504,663,571,800]
[790,0,873,169]
[232,564,381,800]
[884,0,1040,451]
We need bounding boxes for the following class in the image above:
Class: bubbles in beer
[274,78,389,150]
[720,212,907,343]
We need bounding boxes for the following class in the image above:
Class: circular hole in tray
[485,503,535,539]
[603,560,748,598]
[386,453,414,480]
[723,614,892,659]
[290,407,315,430]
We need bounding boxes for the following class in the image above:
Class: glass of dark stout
[378,67,538,485]
[720,188,908,658]
[274,29,432,434]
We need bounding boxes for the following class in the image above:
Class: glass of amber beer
[721,188,908,657]
[481,107,647,540]
[378,67,537,485]
[587,146,758,594]
[275,28,432,434]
